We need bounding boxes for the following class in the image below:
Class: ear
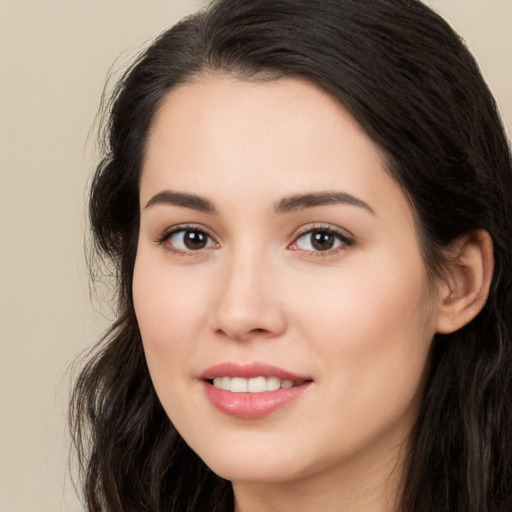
[435,230,494,334]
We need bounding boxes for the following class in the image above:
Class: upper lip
[199,362,310,382]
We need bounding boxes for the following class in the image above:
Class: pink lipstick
[199,363,312,419]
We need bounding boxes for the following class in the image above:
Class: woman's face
[134,76,442,488]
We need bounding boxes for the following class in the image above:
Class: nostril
[214,326,272,341]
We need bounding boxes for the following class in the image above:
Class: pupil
[312,231,334,251]
[184,230,207,250]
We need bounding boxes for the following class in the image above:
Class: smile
[200,363,313,418]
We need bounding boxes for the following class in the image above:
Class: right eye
[160,227,218,253]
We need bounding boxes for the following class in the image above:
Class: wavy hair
[70,1,512,510]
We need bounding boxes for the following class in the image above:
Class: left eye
[294,229,348,252]
[167,229,217,251]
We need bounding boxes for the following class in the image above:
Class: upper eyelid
[155,223,218,243]
[162,223,212,235]
[291,223,354,241]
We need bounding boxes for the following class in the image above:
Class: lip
[199,362,313,419]
[199,362,309,381]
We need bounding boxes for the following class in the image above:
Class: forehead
[141,75,410,223]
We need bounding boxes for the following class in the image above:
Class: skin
[133,75,449,512]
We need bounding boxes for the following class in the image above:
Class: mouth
[199,363,313,418]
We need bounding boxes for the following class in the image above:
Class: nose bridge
[210,241,285,340]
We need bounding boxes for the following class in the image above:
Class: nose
[209,251,287,342]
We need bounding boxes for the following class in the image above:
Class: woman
[71,0,512,511]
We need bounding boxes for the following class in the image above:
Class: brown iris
[183,230,208,250]
[311,230,336,251]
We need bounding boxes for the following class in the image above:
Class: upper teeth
[212,376,296,393]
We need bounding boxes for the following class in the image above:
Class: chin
[207,459,303,485]
[188,439,303,483]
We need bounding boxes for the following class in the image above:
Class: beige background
[0,1,510,511]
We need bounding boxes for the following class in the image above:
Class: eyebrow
[143,189,374,216]
[144,191,217,213]
[273,191,375,215]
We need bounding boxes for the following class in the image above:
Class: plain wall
[0,1,510,511]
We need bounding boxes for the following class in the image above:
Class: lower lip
[203,381,311,419]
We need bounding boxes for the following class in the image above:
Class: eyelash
[154,224,354,257]
[289,225,354,257]
[155,224,219,256]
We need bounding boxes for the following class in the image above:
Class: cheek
[132,256,215,444]
[293,244,434,342]
[133,246,209,336]
[290,246,436,416]
[132,250,207,394]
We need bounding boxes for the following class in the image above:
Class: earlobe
[435,230,494,334]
